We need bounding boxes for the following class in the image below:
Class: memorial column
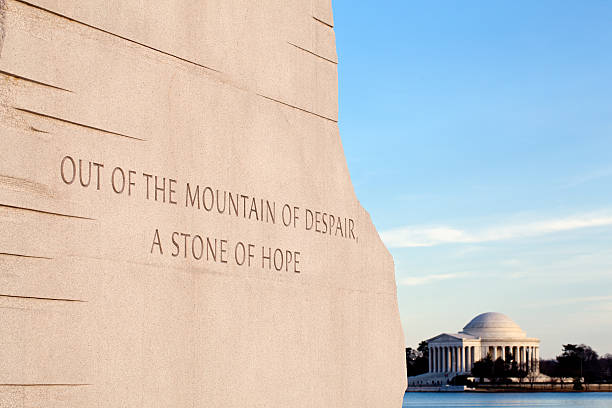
[467,346,472,371]
[455,347,459,372]
[526,347,530,371]
[442,347,446,372]
[433,347,437,372]
[457,346,461,372]
[431,347,435,372]
[444,347,448,373]
[525,346,531,371]
[471,346,475,370]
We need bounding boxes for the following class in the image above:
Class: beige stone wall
[0,0,406,406]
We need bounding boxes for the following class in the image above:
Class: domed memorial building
[409,312,540,386]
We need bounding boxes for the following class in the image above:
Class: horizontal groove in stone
[0,203,95,220]
[256,93,337,123]
[29,126,50,134]
[15,0,219,73]
[14,107,145,141]
[0,383,90,387]
[0,252,53,260]
[0,69,72,92]
[288,42,337,65]
[0,293,87,302]
[312,15,333,28]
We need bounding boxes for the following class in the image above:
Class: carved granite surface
[0,1,406,406]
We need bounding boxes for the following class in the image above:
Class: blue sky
[333,1,612,358]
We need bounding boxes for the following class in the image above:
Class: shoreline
[406,384,612,393]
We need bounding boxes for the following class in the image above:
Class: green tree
[406,347,419,377]
[508,360,527,383]
[600,354,612,382]
[472,354,494,383]
[493,357,511,383]
[417,341,429,359]
[415,341,429,374]
[540,359,564,387]
[406,342,429,378]
[557,344,601,386]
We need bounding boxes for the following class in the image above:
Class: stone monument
[0,0,406,406]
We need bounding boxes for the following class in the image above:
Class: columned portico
[426,339,480,377]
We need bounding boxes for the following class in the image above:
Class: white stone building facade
[409,312,540,386]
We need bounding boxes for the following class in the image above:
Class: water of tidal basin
[403,392,612,407]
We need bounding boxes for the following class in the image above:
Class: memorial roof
[460,312,527,339]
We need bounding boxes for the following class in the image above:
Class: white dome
[460,312,526,339]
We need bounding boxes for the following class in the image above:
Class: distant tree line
[540,344,612,389]
[406,341,429,377]
[470,354,529,384]
[407,341,612,389]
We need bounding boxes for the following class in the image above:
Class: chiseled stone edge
[0,0,6,55]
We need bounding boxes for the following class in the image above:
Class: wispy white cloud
[564,167,612,188]
[525,295,612,309]
[382,211,612,248]
[398,273,463,286]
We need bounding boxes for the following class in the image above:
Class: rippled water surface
[403,392,612,408]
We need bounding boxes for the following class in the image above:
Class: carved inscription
[60,155,359,274]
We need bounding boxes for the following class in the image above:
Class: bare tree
[527,367,539,389]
